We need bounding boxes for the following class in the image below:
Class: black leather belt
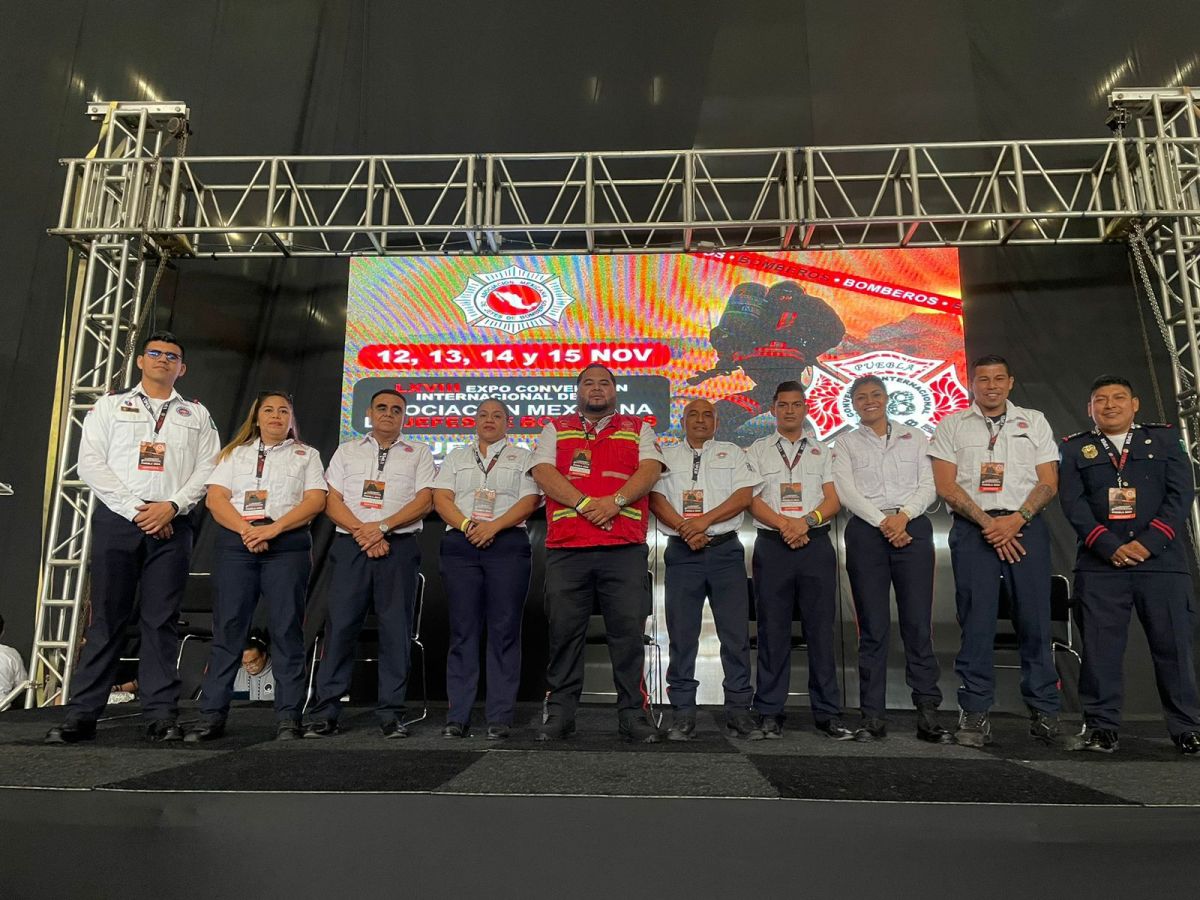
[880,507,901,515]
[250,517,275,526]
[984,509,1016,515]
[757,526,829,538]
[669,531,739,549]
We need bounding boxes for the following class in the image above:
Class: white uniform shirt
[928,401,1058,511]
[432,441,541,524]
[528,413,667,470]
[206,439,327,520]
[325,433,437,534]
[746,427,834,527]
[0,644,26,700]
[652,439,761,536]
[79,385,221,521]
[832,421,937,527]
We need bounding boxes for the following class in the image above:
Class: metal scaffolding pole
[22,102,187,708]
[23,88,1200,707]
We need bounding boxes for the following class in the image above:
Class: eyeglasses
[144,349,182,362]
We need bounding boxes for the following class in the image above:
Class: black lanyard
[138,395,171,436]
[580,414,604,444]
[984,414,1007,455]
[256,441,268,483]
[691,449,702,486]
[1098,429,1134,488]
[776,437,808,474]
[376,443,392,477]
[474,446,501,484]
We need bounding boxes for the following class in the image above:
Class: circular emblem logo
[175,406,192,417]
[451,266,575,334]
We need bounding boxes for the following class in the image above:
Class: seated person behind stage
[232,630,276,702]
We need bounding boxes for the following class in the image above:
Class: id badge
[472,488,497,521]
[979,462,1005,493]
[361,479,386,510]
[682,489,704,519]
[1108,487,1137,520]
[242,489,268,520]
[138,440,166,472]
[568,449,592,478]
[779,482,804,514]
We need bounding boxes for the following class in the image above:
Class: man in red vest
[529,365,667,742]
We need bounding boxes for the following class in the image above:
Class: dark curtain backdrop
[2,1,1194,707]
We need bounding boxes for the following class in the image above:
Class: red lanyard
[138,395,171,435]
[776,438,808,473]
[1098,430,1133,487]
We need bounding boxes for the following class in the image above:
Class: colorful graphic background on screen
[343,250,966,458]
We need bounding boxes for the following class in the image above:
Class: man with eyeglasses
[46,332,220,744]
[303,389,435,740]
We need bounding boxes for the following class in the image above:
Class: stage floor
[1,702,1197,805]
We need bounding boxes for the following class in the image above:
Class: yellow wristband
[575,496,591,512]
[812,509,823,526]
[460,517,472,532]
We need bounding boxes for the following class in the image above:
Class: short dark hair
[969,354,1010,377]
[849,375,887,399]
[369,389,406,406]
[141,330,184,360]
[576,364,616,385]
[1090,374,1134,395]
[478,397,511,416]
[773,380,805,402]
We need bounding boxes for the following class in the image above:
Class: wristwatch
[803,512,820,528]
[378,521,390,535]
[614,492,629,507]
[1018,507,1034,524]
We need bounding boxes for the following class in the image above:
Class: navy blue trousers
[751,528,842,722]
[664,535,753,710]
[66,505,192,723]
[1075,570,1200,737]
[309,532,420,725]
[198,527,311,724]
[948,514,1059,714]
[439,528,531,726]
[844,515,941,717]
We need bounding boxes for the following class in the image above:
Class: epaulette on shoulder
[1060,430,1091,443]
[1140,422,1174,429]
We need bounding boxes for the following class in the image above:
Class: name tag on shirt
[682,489,704,519]
[242,490,268,520]
[138,440,166,472]
[361,479,386,509]
[979,462,1005,493]
[472,488,497,521]
[780,482,803,514]
[568,449,592,478]
[1108,487,1137,520]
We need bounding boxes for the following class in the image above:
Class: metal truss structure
[17,87,1200,708]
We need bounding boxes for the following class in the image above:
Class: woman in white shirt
[432,399,541,740]
[185,392,327,742]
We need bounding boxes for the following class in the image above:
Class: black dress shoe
[1173,731,1200,755]
[146,720,184,743]
[536,715,576,742]
[302,720,342,739]
[44,721,97,745]
[666,710,696,742]
[380,719,409,739]
[916,704,953,744]
[619,715,662,744]
[816,719,857,741]
[1071,728,1118,753]
[183,721,225,743]
[442,722,466,739]
[275,721,302,741]
[485,724,511,741]
[725,709,765,741]
[759,715,783,740]
[855,717,887,742]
